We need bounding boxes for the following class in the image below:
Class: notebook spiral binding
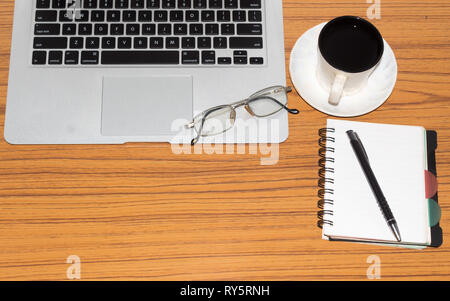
[318,128,335,229]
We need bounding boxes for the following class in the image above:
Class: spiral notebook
[318,119,442,249]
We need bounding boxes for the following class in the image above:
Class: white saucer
[289,23,398,117]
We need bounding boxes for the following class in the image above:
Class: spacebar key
[102,51,179,65]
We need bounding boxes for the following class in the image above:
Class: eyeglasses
[186,86,299,145]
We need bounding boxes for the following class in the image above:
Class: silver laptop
[5,0,289,144]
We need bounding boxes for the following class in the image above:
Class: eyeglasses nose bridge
[229,107,237,120]
[244,105,255,116]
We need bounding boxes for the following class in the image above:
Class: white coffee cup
[316,16,385,106]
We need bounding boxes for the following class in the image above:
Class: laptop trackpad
[101,76,193,137]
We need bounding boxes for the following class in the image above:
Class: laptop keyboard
[32,0,266,66]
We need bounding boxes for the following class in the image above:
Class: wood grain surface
[0,0,449,280]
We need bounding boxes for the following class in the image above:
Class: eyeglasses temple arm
[249,96,300,115]
[190,121,204,145]
[190,114,210,145]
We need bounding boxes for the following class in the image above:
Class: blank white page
[322,119,430,245]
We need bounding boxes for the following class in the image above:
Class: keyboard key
[178,0,191,8]
[86,37,100,48]
[48,51,63,64]
[174,23,187,34]
[59,10,74,22]
[84,0,98,8]
[81,51,99,64]
[139,10,152,21]
[37,0,51,8]
[186,10,199,22]
[142,23,156,34]
[110,24,124,35]
[118,37,132,48]
[213,36,226,48]
[107,10,121,21]
[78,24,93,35]
[205,24,219,35]
[134,37,148,48]
[99,0,114,8]
[224,0,237,8]
[162,0,176,8]
[34,37,68,49]
[131,0,145,8]
[189,23,203,35]
[67,0,79,7]
[94,23,109,35]
[115,0,129,8]
[52,0,66,9]
[248,10,261,22]
[32,51,47,65]
[229,37,262,48]
[182,50,199,64]
[170,10,184,21]
[150,37,164,48]
[233,50,247,64]
[35,24,61,35]
[102,37,116,48]
[91,10,105,22]
[70,37,84,48]
[233,10,245,22]
[201,10,214,22]
[122,10,137,22]
[202,50,215,64]
[158,24,172,35]
[218,57,231,64]
[182,37,195,48]
[147,0,160,8]
[63,24,77,35]
[209,0,222,9]
[36,10,57,22]
[63,3,86,19]
[198,37,211,48]
[101,51,179,64]
[126,23,141,35]
[123,10,137,21]
[237,23,262,35]
[250,57,263,64]
[193,0,206,8]
[217,10,230,22]
[221,23,234,35]
[65,51,79,64]
[166,37,180,48]
[240,0,260,9]
[154,10,168,21]
[75,10,90,22]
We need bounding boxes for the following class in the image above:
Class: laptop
[5,0,289,144]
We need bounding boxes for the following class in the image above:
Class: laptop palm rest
[101,76,193,138]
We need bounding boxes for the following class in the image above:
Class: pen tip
[391,223,402,242]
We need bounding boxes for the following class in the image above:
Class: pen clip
[355,132,370,163]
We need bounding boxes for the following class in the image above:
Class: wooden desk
[0,0,449,280]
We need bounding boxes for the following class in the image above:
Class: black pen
[347,130,402,242]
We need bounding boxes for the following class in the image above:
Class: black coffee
[319,16,384,73]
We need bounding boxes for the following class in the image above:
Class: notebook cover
[322,127,441,249]
[427,130,443,248]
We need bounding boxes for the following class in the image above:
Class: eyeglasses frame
[186,86,299,145]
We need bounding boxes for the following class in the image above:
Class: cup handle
[328,74,347,106]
